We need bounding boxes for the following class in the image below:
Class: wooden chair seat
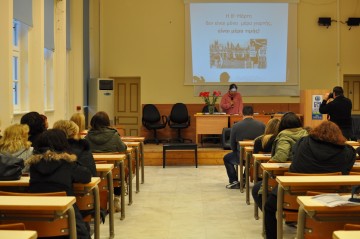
[344,223,360,230]
[0,191,69,238]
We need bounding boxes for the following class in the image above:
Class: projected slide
[189,3,289,84]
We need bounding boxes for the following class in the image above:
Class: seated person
[253,118,280,154]
[223,106,265,189]
[264,121,356,239]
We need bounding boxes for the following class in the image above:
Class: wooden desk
[230,114,272,127]
[73,177,101,239]
[244,146,254,205]
[0,177,102,239]
[93,154,126,220]
[122,136,145,184]
[0,230,37,239]
[333,230,360,239]
[346,141,360,146]
[238,141,254,194]
[277,175,360,239]
[252,153,271,219]
[124,141,141,193]
[194,114,229,144]
[296,196,360,239]
[260,162,290,235]
[96,163,115,238]
[0,196,76,239]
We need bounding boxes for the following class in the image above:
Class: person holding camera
[319,86,353,139]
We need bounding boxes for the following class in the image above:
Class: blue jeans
[223,151,240,183]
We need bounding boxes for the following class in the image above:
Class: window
[44,48,54,110]
[12,20,29,113]
[12,20,20,111]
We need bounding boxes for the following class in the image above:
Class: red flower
[199,91,221,106]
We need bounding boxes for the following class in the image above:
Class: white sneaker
[114,196,121,212]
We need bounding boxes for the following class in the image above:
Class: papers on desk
[312,194,360,207]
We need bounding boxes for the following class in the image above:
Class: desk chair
[142,104,168,144]
[0,191,70,238]
[168,103,191,143]
[221,128,231,149]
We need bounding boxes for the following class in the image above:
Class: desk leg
[262,171,269,237]
[67,206,77,239]
[107,171,115,237]
[119,161,125,220]
[94,185,100,239]
[140,142,145,184]
[135,147,140,193]
[276,186,284,239]
[127,152,133,205]
[245,151,251,205]
[240,147,244,193]
[296,206,306,239]
[254,160,259,220]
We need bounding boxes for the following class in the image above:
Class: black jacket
[290,136,356,175]
[319,95,352,131]
[253,135,276,154]
[27,150,92,196]
[68,138,97,176]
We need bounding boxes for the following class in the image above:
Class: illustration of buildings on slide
[209,39,267,69]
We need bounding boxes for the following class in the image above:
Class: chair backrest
[0,223,26,230]
[344,224,360,230]
[142,104,161,123]
[169,103,189,124]
[221,128,231,149]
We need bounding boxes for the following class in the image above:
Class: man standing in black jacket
[319,86,353,139]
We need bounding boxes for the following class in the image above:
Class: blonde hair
[70,113,86,132]
[0,124,31,153]
[53,120,79,140]
[261,118,280,148]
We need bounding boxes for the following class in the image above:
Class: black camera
[328,93,334,99]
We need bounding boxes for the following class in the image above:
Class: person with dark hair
[223,106,265,189]
[252,112,308,212]
[263,121,356,239]
[319,86,353,139]
[85,111,127,212]
[220,83,243,115]
[85,111,127,152]
[26,129,92,239]
[20,111,47,146]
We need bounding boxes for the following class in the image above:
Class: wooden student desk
[243,146,254,205]
[0,196,76,239]
[124,141,141,193]
[333,230,360,239]
[252,153,271,219]
[0,177,102,239]
[194,114,229,144]
[277,175,360,239]
[0,230,37,239]
[93,153,126,220]
[121,136,145,184]
[95,164,115,238]
[296,196,360,239]
[238,141,254,194]
[260,162,290,235]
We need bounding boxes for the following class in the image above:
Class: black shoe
[226,181,240,189]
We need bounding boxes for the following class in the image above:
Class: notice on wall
[312,95,323,120]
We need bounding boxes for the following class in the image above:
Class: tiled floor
[99,166,296,239]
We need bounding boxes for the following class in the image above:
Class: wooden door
[112,77,141,136]
[343,75,360,114]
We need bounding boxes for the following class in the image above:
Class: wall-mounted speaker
[318,17,331,27]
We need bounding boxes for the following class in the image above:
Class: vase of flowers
[199,90,221,114]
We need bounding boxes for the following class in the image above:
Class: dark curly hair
[20,111,47,143]
[310,121,346,145]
